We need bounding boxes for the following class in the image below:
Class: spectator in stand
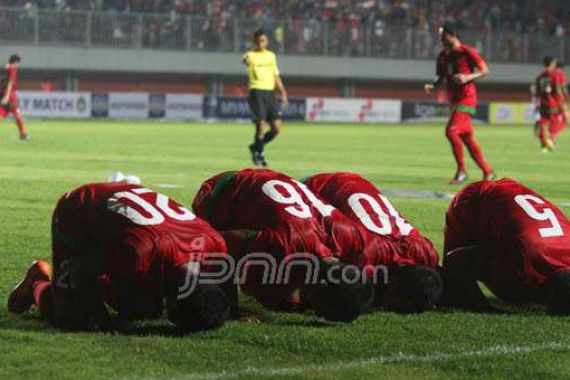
[0,0,569,58]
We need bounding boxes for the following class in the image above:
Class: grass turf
[1,120,569,379]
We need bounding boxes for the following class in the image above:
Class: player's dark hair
[544,56,556,68]
[393,265,444,312]
[309,263,374,322]
[253,29,267,41]
[557,61,564,69]
[441,21,458,36]
[544,270,570,315]
[9,54,20,64]
[167,284,231,333]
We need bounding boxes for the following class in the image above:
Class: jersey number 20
[108,188,196,226]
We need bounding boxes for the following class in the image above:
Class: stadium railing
[0,7,567,63]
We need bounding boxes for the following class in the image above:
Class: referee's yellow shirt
[244,49,280,91]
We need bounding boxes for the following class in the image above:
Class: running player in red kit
[536,56,565,152]
[8,182,231,333]
[0,54,29,141]
[304,172,443,312]
[424,22,494,184]
[443,179,570,314]
[192,169,373,322]
[552,61,569,144]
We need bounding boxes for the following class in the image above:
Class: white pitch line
[182,342,570,380]
[154,183,185,189]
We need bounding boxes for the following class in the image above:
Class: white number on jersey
[262,179,335,219]
[514,194,564,238]
[348,192,414,236]
[107,187,196,226]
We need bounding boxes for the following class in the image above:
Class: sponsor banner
[18,91,91,118]
[91,93,109,117]
[108,92,149,119]
[204,96,305,120]
[165,94,203,120]
[489,102,536,124]
[306,97,401,123]
[149,94,166,118]
[401,101,489,123]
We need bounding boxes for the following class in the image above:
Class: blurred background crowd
[0,0,568,61]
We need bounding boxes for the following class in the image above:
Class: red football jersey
[554,69,568,106]
[193,169,338,261]
[536,70,562,114]
[193,169,356,310]
[436,44,485,111]
[51,182,227,298]
[444,178,570,302]
[305,172,439,270]
[1,64,18,101]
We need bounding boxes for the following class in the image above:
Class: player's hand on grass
[452,73,470,85]
[238,314,262,323]
[424,84,435,94]
[96,315,120,334]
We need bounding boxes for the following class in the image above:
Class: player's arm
[1,76,14,105]
[424,76,444,94]
[219,229,260,320]
[241,56,249,67]
[69,254,117,333]
[272,56,288,107]
[453,52,490,85]
[275,73,288,107]
[441,246,496,312]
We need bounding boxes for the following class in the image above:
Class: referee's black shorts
[248,89,282,123]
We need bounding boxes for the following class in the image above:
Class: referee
[242,29,288,167]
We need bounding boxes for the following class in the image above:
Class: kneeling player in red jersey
[192,169,374,322]
[8,182,231,333]
[443,179,570,314]
[0,54,29,141]
[304,172,443,312]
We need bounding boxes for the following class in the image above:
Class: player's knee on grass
[544,270,570,315]
[306,264,374,323]
[167,283,231,333]
[52,288,90,331]
[383,265,444,313]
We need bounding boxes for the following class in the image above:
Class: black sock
[263,131,277,144]
[254,137,264,153]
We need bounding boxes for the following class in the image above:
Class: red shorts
[0,103,19,118]
[446,111,473,136]
[539,113,561,126]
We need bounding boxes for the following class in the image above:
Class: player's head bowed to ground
[441,178,570,314]
[192,169,375,322]
[8,182,232,334]
[303,172,444,314]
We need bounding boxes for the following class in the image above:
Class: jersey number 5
[514,194,564,238]
[108,188,196,226]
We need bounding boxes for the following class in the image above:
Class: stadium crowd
[0,0,568,59]
[1,0,567,34]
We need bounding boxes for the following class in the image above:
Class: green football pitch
[1,120,570,379]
